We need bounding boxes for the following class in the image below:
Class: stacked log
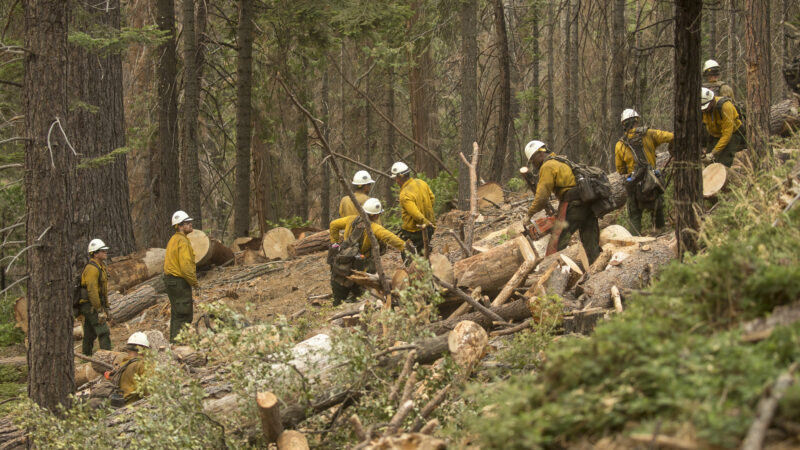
[454,236,529,292]
[287,230,330,258]
[187,230,234,268]
[107,248,166,292]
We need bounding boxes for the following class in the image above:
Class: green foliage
[77,147,131,169]
[493,295,564,373]
[68,25,169,56]
[506,176,525,193]
[417,172,458,216]
[265,216,313,230]
[460,164,800,448]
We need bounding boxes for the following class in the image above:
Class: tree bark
[107,248,166,292]
[489,0,511,182]
[234,0,254,237]
[321,71,331,225]
[24,0,75,412]
[546,2,556,146]
[745,0,772,164]
[287,230,330,258]
[610,0,626,167]
[155,0,180,244]
[673,0,704,257]
[384,66,397,204]
[180,0,204,228]
[727,0,738,94]
[458,0,478,209]
[67,0,136,272]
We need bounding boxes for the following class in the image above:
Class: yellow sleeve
[649,129,674,147]
[400,190,427,225]
[329,217,351,243]
[614,142,629,175]
[83,264,102,310]
[372,224,406,251]
[178,238,198,287]
[528,164,555,217]
[338,197,357,217]
[713,102,737,155]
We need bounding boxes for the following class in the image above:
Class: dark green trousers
[556,201,601,264]
[627,194,665,236]
[713,129,746,167]
[331,280,364,306]
[399,228,433,262]
[79,302,110,356]
[164,275,193,343]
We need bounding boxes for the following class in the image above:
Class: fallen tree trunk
[188,230,234,268]
[769,94,800,137]
[108,284,163,323]
[454,236,531,292]
[429,298,531,336]
[287,230,330,258]
[107,248,166,292]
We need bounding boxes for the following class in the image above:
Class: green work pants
[713,130,746,167]
[330,280,364,306]
[556,201,601,264]
[627,194,665,236]
[399,228,433,262]
[79,302,110,356]
[164,275,193,343]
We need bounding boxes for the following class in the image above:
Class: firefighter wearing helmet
[390,162,435,259]
[339,170,376,219]
[702,59,735,100]
[701,87,746,167]
[614,108,674,235]
[78,239,111,355]
[163,210,199,342]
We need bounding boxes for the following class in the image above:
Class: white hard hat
[703,59,720,73]
[363,198,383,215]
[390,162,410,178]
[87,239,109,254]
[524,140,547,161]
[171,210,193,226]
[620,108,640,124]
[701,87,715,111]
[127,331,150,348]
[352,170,375,185]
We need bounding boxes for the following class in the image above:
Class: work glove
[97,310,108,324]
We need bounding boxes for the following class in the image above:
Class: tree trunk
[180,0,204,228]
[709,2,717,58]
[745,0,772,164]
[453,236,529,292]
[727,0,738,95]
[568,0,580,156]
[610,0,626,167]
[546,2,556,146]
[384,66,397,203]
[489,0,511,182]
[107,248,166,292]
[408,0,441,178]
[673,0,703,257]
[23,0,75,411]
[321,71,331,226]
[234,0,254,237]
[67,0,136,272]
[155,0,180,245]
[458,0,478,209]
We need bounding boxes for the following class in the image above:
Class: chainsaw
[524,201,570,256]
[525,216,556,240]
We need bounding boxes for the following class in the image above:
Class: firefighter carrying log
[614,108,673,235]
[328,198,406,305]
[523,141,601,264]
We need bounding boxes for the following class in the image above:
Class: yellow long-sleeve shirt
[399,178,435,232]
[527,157,576,217]
[118,356,147,404]
[80,257,108,310]
[615,128,674,175]
[338,192,370,218]
[164,232,198,287]
[329,215,405,256]
[703,97,742,156]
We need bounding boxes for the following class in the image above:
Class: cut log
[107,248,166,292]
[589,248,614,274]
[563,308,607,334]
[363,433,446,450]
[0,417,26,450]
[75,363,100,387]
[204,393,239,416]
[277,430,309,450]
[477,182,504,209]
[257,391,283,444]
[454,236,530,292]
[173,345,207,366]
[429,254,454,285]
[599,225,632,247]
[13,297,26,334]
[607,151,670,211]
[447,321,488,368]
[262,227,296,260]
[242,249,267,266]
[291,226,322,239]
[232,236,263,252]
[702,163,729,198]
[89,350,126,373]
[108,285,162,323]
[187,229,234,268]
[287,230,329,258]
[769,94,800,137]
[491,259,537,307]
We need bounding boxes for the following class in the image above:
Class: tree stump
[262,227,296,260]
[277,430,309,450]
[287,230,330,258]
[477,182,504,209]
[187,229,234,268]
[231,236,262,252]
[257,391,283,444]
[702,163,729,198]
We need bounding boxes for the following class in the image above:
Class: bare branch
[0,275,28,296]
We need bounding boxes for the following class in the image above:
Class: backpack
[548,155,615,218]
[331,217,368,286]
[715,96,746,128]
[620,127,665,206]
[72,261,101,317]
[90,357,138,408]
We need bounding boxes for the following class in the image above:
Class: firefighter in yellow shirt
[390,162,435,257]
[524,141,600,264]
[117,332,149,404]
[339,170,374,218]
[328,198,406,304]
[701,87,745,167]
[614,108,673,235]
[163,210,199,342]
[79,239,111,355]
[702,59,735,99]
